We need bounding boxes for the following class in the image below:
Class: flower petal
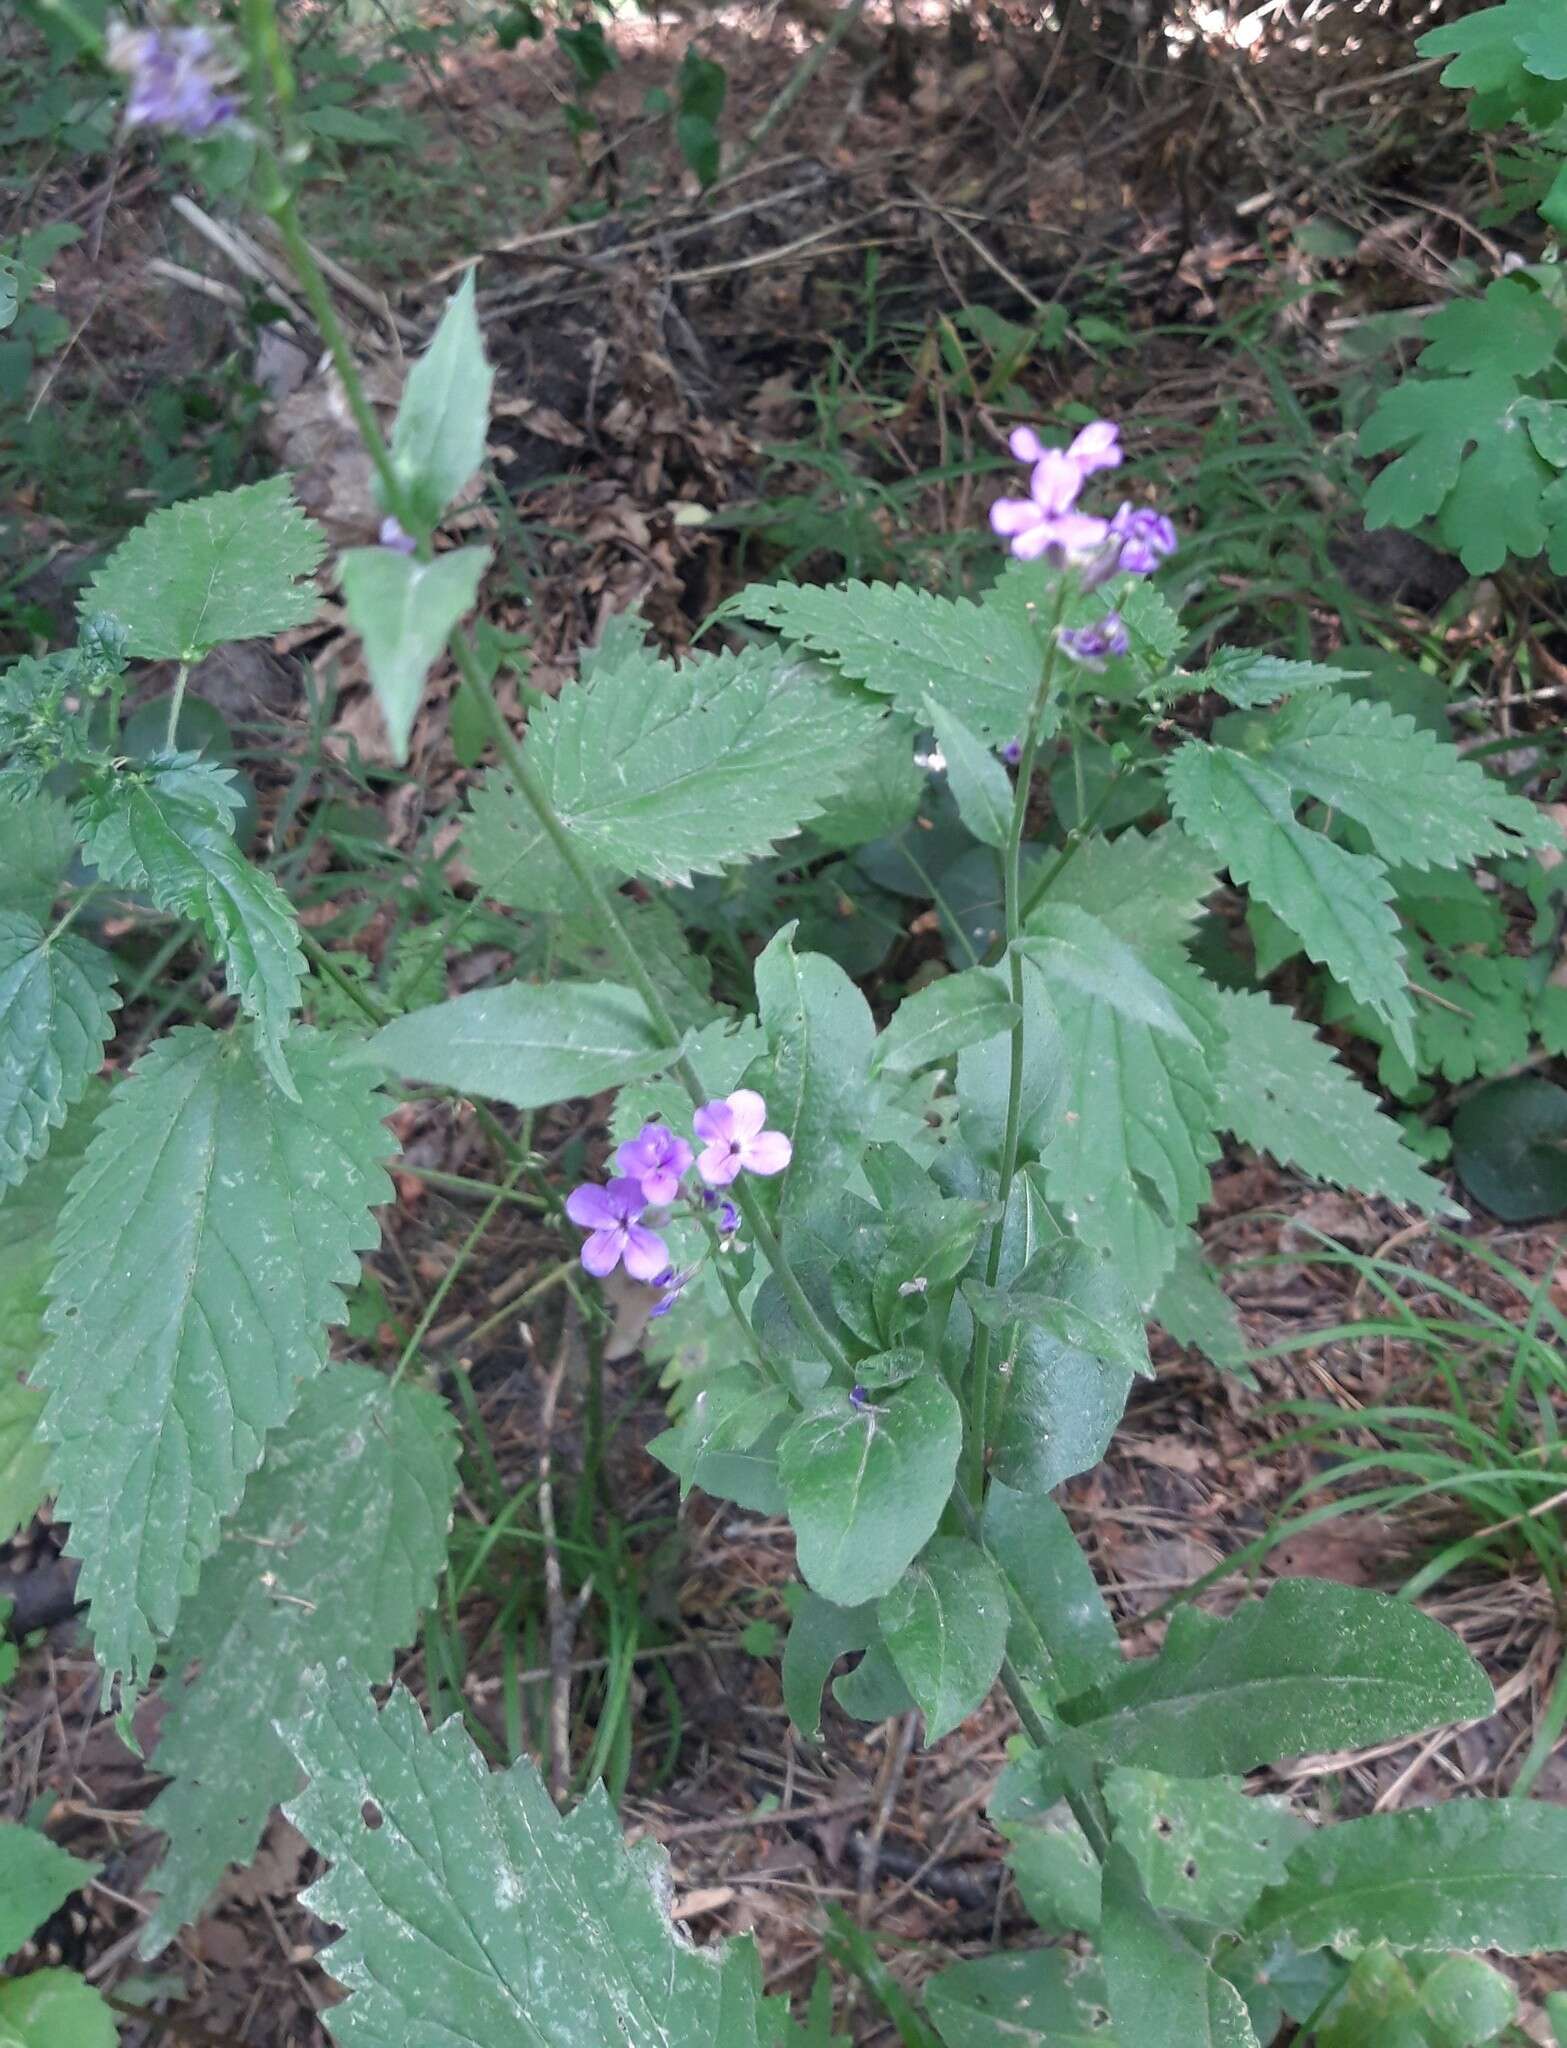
[566,1183,618,1229]
[726,1089,769,1140]
[581,1229,623,1277]
[742,1130,793,1176]
[692,1100,733,1144]
[622,1224,672,1283]
[605,1175,650,1220]
[1008,425,1045,463]
[697,1142,742,1187]
[989,498,1042,538]
[640,1167,682,1205]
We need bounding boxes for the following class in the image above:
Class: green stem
[30,0,102,57]
[164,661,190,750]
[964,582,1069,1498]
[45,882,102,946]
[299,930,391,1027]
[404,1164,547,1212]
[1016,758,1126,925]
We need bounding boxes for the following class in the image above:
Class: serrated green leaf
[33,1027,393,1701]
[728,578,1042,744]
[926,698,1012,848]
[1101,1848,1261,2048]
[778,1376,962,1607]
[807,714,924,852]
[754,926,878,1228]
[925,1949,1115,2048]
[0,791,76,920]
[1034,942,1221,1308]
[465,644,883,901]
[981,1482,1122,1705]
[364,978,678,1107]
[1247,1801,1567,1956]
[1359,367,1561,574]
[389,269,495,529]
[1057,1579,1492,1778]
[0,1822,95,1959]
[1045,822,1217,945]
[877,1536,1007,1742]
[1105,1769,1310,1927]
[142,1365,458,1951]
[780,1589,876,1742]
[0,1967,117,2048]
[1165,738,1415,1062]
[1263,692,1559,869]
[0,911,117,1190]
[1213,988,1457,1213]
[76,757,304,1093]
[339,545,488,764]
[1198,648,1366,709]
[80,477,326,661]
[0,1083,102,1385]
[283,1669,785,2047]
[871,971,1019,1078]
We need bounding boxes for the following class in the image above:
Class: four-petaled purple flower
[378,515,417,555]
[612,1121,693,1206]
[1058,615,1131,670]
[693,1090,792,1187]
[565,1177,670,1281]
[989,449,1110,565]
[1106,502,1178,575]
[108,22,237,136]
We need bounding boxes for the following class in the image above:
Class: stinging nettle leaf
[0,1821,97,1959]
[76,756,304,1095]
[778,1375,962,1608]
[283,1668,789,2047]
[80,477,326,662]
[0,791,77,922]
[339,544,489,765]
[0,910,118,1191]
[877,1536,1008,1743]
[390,268,495,529]
[1213,988,1459,1215]
[33,1027,394,1701]
[364,978,678,1108]
[142,1365,458,1952]
[465,644,884,903]
[1196,648,1366,709]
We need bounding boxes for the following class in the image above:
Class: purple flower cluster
[1058,617,1131,669]
[107,21,237,137]
[566,1092,791,1303]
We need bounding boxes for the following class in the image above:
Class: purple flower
[1000,739,1023,766]
[693,1090,792,1187]
[648,1265,694,1318]
[612,1121,693,1206]
[565,1177,670,1281]
[378,516,417,555]
[1106,502,1177,575]
[990,450,1110,565]
[849,1384,870,1410]
[1058,615,1131,669]
[1008,419,1122,477]
[108,22,237,136]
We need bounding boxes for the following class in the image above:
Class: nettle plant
[5,9,1567,2046]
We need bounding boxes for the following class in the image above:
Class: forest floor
[4,1,1567,2041]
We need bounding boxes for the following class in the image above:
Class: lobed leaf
[33,1028,393,1701]
[80,477,325,661]
[283,1669,789,2047]
[0,910,118,1190]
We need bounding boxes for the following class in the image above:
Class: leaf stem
[164,660,190,750]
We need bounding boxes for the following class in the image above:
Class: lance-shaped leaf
[339,544,489,764]
[877,1535,1008,1742]
[0,1822,96,1958]
[727,578,1041,743]
[364,979,678,1108]
[0,910,118,1189]
[1033,944,1221,1309]
[1055,1578,1492,1779]
[981,1482,1122,1706]
[1246,1801,1567,1957]
[141,1366,457,1952]
[389,268,495,529]
[1165,737,1415,1060]
[925,1950,1114,2048]
[1105,1769,1310,1928]
[1152,1234,1251,1381]
[871,970,1019,1078]
[1101,1848,1261,2048]
[33,1028,393,1701]
[76,757,304,1094]
[465,644,884,904]
[283,1669,789,2048]
[754,926,879,1228]
[926,698,1012,849]
[1212,987,1458,1213]
[778,1376,962,1608]
[80,477,325,662]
